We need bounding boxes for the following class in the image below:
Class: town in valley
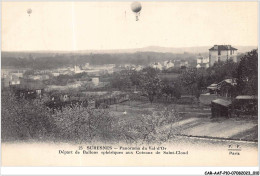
[1,44,258,146]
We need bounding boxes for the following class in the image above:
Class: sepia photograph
[1,1,259,170]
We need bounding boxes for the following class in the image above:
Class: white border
[1,167,259,175]
[0,0,259,175]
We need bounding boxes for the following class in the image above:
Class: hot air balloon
[131,1,142,21]
[27,8,32,16]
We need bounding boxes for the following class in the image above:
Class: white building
[151,62,163,70]
[197,55,209,68]
[52,72,60,77]
[27,75,50,81]
[1,69,25,78]
[135,65,143,71]
[164,60,174,69]
[10,75,20,85]
[11,72,23,78]
[92,77,99,86]
[209,45,238,66]
[196,64,201,69]
[28,75,41,80]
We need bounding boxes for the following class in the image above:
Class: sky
[2,1,258,51]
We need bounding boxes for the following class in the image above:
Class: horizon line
[1,45,258,53]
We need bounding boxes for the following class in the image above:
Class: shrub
[1,90,54,141]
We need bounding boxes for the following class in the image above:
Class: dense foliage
[1,91,54,141]
[110,67,182,103]
[179,49,258,97]
[236,49,258,95]
[2,90,181,144]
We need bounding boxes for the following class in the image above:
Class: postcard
[1,1,258,169]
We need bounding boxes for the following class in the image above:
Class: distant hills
[2,45,257,57]
[1,45,257,69]
[112,45,257,54]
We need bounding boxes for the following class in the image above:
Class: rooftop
[209,45,238,51]
[235,95,258,100]
[217,78,237,87]
[212,99,232,107]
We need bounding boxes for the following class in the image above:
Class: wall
[209,49,238,66]
[209,50,218,66]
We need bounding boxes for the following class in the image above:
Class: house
[196,64,201,69]
[10,75,21,85]
[74,65,85,74]
[52,72,60,77]
[232,95,257,116]
[26,74,50,81]
[211,99,232,118]
[11,72,23,78]
[172,60,188,68]
[211,95,257,118]
[28,75,41,80]
[124,64,132,69]
[209,45,238,66]
[217,79,237,98]
[1,68,26,78]
[196,54,209,68]
[135,65,143,71]
[91,77,99,86]
[85,63,90,68]
[164,60,174,69]
[125,65,137,71]
[207,83,218,94]
[1,74,21,88]
[206,79,237,98]
[151,62,163,70]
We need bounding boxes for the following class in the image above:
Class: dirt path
[162,117,258,141]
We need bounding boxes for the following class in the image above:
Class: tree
[110,71,132,91]
[52,105,117,142]
[131,106,181,144]
[179,68,206,100]
[161,79,181,101]
[129,70,142,89]
[139,67,162,103]
[236,49,258,95]
[205,60,238,86]
[1,90,54,141]
[161,79,173,101]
